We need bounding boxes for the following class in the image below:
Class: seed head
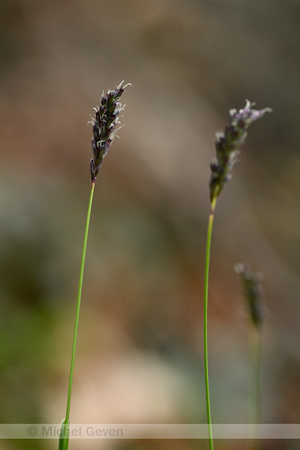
[235,263,266,330]
[89,81,131,182]
[209,101,271,202]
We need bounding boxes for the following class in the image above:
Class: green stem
[203,197,217,450]
[203,196,217,450]
[249,326,262,450]
[253,328,262,425]
[59,181,96,450]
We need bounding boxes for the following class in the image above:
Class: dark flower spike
[89,80,131,182]
[209,100,272,202]
[235,263,266,330]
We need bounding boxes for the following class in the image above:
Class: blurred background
[0,0,299,449]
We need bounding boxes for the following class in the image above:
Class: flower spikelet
[90,81,130,182]
[209,100,271,202]
[235,263,266,330]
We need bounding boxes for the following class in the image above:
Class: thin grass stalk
[251,327,262,425]
[58,81,129,450]
[249,326,262,450]
[203,196,217,450]
[235,262,265,450]
[59,181,95,450]
[205,101,270,450]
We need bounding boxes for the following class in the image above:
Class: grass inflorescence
[58,81,130,450]
[204,101,271,450]
[235,263,266,450]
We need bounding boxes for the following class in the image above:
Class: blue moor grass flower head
[235,263,266,330]
[90,80,131,182]
[209,100,272,202]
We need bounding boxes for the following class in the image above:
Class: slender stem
[203,196,217,450]
[249,326,262,450]
[59,181,96,450]
[253,328,262,425]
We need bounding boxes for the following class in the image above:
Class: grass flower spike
[209,100,272,202]
[235,263,266,449]
[203,101,271,450]
[90,80,131,182]
[235,263,265,330]
[59,81,130,450]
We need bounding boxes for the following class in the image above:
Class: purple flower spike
[209,100,271,201]
[89,81,131,182]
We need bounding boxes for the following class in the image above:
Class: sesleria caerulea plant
[59,81,130,450]
[204,101,271,450]
[235,263,266,450]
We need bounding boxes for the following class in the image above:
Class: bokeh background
[0,0,299,449]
